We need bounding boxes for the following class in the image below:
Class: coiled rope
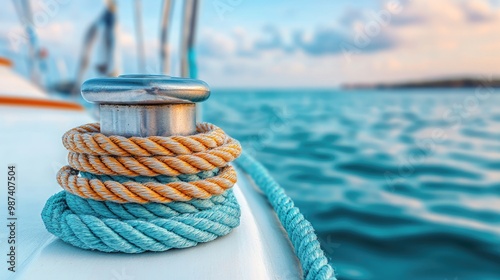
[42,122,335,279]
[62,123,226,156]
[42,123,242,253]
[57,165,237,203]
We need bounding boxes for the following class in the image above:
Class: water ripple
[205,89,500,280]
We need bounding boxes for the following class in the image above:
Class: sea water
[204,88,500,280]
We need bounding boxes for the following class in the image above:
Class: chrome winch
[81,74,210,137]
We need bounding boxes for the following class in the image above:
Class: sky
[1,0,500,88]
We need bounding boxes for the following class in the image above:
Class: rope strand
[57,165,237,203]
[64,191,234,220]
[63,123,227,156]
[67,139,241,176]
[235,152,336,280]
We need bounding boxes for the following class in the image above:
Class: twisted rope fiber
[42,191,240,253]
[235,152,336,280]
[58,165,237,204]
[42,123,242,253]
[63,123,227,156]
[64,190,234,220]
[67,137,241,176]
[80,168,221,183]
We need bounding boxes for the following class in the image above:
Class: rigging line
[12,0,40,86]
[134,0,146,73]
[10,0,25,23]
[181,0,199,78]
[159,0,173,74]
[74,0,117,94]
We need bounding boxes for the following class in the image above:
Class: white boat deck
[0,66,46,99]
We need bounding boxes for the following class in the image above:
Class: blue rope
[65,190,231,220]
[42,167,241,253]
[235,151,336,280]
[80,168,220,183]
[41,190,240,253]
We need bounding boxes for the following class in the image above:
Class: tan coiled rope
[57,165,237,203]
[62,123,227,156]
[67,139,241,176]
[58,123,242,204]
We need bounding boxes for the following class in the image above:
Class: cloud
[340,0,500,84]
[197,28,238,58]
[390,0,500,25]
[36,22,75,43]
[388,0,500,46]
[254,25,284,51]
[232,27,257,57]
[294,27,398,56]
[339,8,366,27]
[197,0,500,87]
[249,6,404,57]
[462,0,499,22]
[293,28,347,55]
[199,19,398,60]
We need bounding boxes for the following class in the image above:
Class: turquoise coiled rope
[65,188,230,220]
[79,168,220,184]
[41,189,240,253]
[42,162,241,253]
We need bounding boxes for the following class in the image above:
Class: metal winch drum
[81,74,210,137]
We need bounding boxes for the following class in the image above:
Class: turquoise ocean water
[204,89,500,280]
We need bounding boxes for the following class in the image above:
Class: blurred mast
[159,0,172,74]
[181,0,199,78]
[134,0,146,73]
[11,0,41,86]
[74,0,117,95]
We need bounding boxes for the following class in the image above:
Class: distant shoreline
[342,78,500,90]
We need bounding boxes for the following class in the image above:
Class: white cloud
[4,0,499,88]
[198,28,237,58]
[198,0,500,87]
[36,22,74,43]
